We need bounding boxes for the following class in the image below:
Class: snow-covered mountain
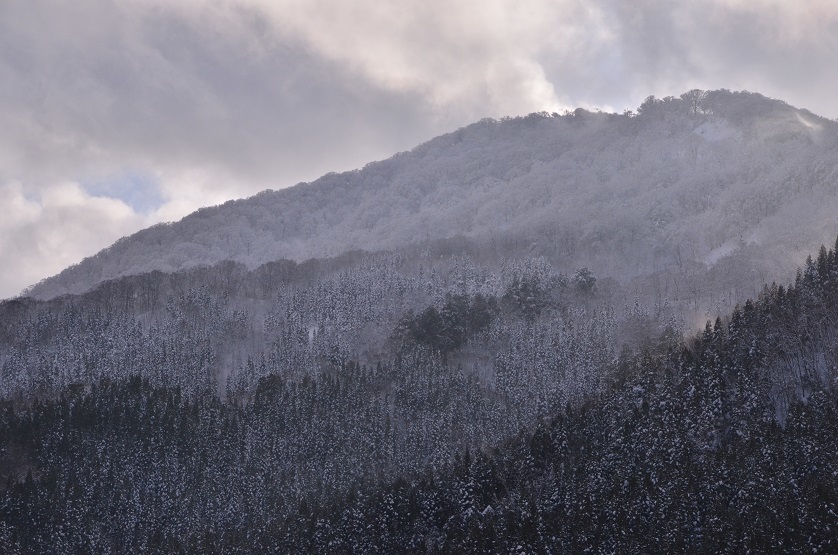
[6,90,838,553]
[27,89,838,300]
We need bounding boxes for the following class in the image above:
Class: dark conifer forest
[2,236,838,553]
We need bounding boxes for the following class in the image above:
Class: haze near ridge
[25,90,838,304]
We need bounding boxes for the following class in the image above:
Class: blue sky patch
[82,170,165,214]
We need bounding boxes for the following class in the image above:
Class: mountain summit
[27,89,838,300]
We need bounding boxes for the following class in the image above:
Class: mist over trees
[27,90,838,317]
[3,90,838,552]
[4,233,838,552]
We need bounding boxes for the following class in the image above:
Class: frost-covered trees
[572,267,596,293]
[3,235,838,551]
[27,90,838,317]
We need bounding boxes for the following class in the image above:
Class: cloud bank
[1,0,837,298]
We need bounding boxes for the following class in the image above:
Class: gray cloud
[0,1,440,186]
[1,0,837,298]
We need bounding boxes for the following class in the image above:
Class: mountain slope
[4,236,838,553]
[27,89,838,300]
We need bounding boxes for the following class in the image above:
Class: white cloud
[0,181,145,297]
[232,0,574,115]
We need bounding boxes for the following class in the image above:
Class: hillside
[4,88,838,553]
[26,90,838,303]
[3,234,838,553]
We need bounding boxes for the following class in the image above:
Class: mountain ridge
[26,89,838,300]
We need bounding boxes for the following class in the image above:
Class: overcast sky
[1,0,837,299]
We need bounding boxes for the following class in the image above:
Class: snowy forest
[3,237,838,552]
[2,90,838,553]
[28,91,838,313]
